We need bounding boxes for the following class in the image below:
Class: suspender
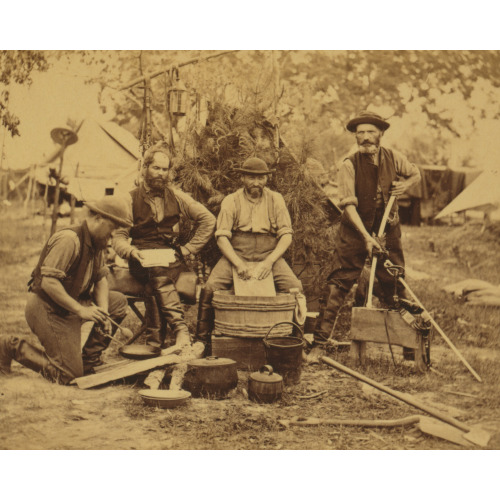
[232,189,276,232]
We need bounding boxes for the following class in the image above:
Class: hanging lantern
[168,67,188,116]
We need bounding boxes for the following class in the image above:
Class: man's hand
[390,181,406,197]
[130,248,144,262]
[252,259,273,280]
[77,304,109,325]
[234,260,251,280]
[180,246,195,262]
[101,318,112,335]
[364,234,383,259]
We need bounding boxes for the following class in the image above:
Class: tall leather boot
[0,335,65,383]
[195,287,214,354]
[143,294,163,347]
[313,284,349,343]
[152,278,191,348]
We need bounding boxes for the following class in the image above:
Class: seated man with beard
[0,196,131,383]
[112,144,216,348]
[195,157,303,346]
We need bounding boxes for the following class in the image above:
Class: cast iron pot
[182,356,238,399]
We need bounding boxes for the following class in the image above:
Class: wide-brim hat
[84,196,132,228]
[233,157,275,174]
[346,111,390,133]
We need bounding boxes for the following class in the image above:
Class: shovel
[349,196,398,347]
[320,356,491,447]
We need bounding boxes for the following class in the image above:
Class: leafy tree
[0,50,48,136]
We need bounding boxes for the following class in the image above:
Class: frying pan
[91,303,161,360]
[100,331,161,360]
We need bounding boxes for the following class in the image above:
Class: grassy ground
[1,205,500,450]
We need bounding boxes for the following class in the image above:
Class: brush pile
[174,101,340,298]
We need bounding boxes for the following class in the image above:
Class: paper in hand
[139,249,177,268]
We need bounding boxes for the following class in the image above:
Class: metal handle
[264,321,304,342]
[259,365,274,375]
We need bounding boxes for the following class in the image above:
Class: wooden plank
[350,308,419,349]
[74,344,187,389]
[232,263,276,297]
[212,335,267,371]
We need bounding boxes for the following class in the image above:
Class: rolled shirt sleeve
[393,150,421,187]
[338,159,358,209]
[214,194,236,239]
[174,189,216,254]
[40,230,80,279]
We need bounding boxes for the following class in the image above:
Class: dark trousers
[25,291,128,380]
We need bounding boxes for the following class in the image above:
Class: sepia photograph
[0,10,499,476]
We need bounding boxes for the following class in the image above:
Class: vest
[29,221,100,314]
[342,147,399,231]
[129,184,181,250]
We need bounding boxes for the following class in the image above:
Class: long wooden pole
[320,356,471,432]
[366,195,396,308]
[50,153,65,235]
[118,50,238,91]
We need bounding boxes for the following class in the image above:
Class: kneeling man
[0,196,131,383]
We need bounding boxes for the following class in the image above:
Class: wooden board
[232,262,276,297]
[350,308,420,349]
[211,335,267,371]
[74,345,189,389]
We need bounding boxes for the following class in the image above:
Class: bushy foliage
[0,51,48,136]
[173,100,340,296]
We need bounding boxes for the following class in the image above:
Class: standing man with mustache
[313,111,420,344]
[196,157,302,348]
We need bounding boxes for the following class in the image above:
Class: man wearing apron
[196,157,303,346]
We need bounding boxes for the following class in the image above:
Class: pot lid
[188,356,237,367]
[249,365,283,383]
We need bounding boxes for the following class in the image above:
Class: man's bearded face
[355,124,383,154]
[241,173,268,199]
[93,218,119,250]
[145,152,171,190]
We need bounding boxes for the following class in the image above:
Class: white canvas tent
[435,167,500,220]
[37,118,140,201]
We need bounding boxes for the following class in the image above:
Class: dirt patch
[1,210,500,449]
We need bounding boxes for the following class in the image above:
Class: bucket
[212,291,295,338]
[263,321,305,385]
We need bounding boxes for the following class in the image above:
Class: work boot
[195,287,214,355]
[152,279,192,348]
[313,284,349,343]
[0,335,64,383]
[143,294,163,348]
